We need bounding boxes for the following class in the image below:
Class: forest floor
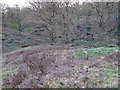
[1,28,119,88]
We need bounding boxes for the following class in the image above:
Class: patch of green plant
[0,34,5,40]
[78,40,91,45]
[0,34,4,37]
[73,83,82,88]
[10,24,19,30]
[24,24,32,28]
[44,79,58,88]
[0,68,18,81]
[7,85,14,88]
[93,42,100,47]
[75,47,118,56]
[93,42,108,47]
[0,68,18,75]
[88,70,118,88]
[2,84,14,88]
[101,69,118,75]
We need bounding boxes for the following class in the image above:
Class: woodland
[0,1,119,88]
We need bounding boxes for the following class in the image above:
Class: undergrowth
[75,47,118,56]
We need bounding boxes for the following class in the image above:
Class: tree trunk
[2,13,6,27]
[99,26,104,47]
[50,32,55,44]
[18,24,23,32]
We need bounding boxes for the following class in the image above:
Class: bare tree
[0,3,9,27]
[1,4,26,32]
[88,2,117,45]
[28,1,61,43]
[14,5,25,32]
[28,1,82,43]
[58,2,78,43]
